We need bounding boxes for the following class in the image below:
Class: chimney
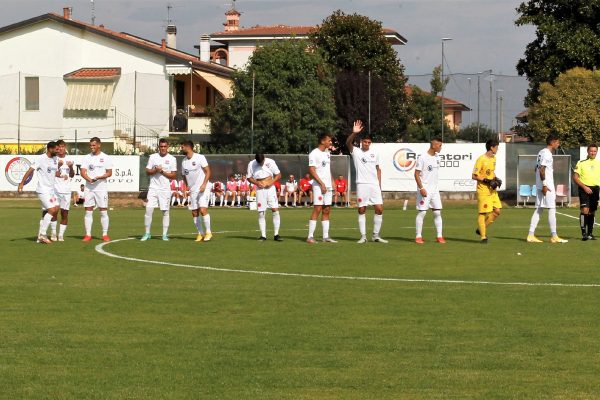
[166,24,177,49]
[63,7,72,20]
[161,39,166,50]
[224,6,241,32]
[199,35,210,62]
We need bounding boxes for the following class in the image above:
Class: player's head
[360,134,372,151]
[289,174,294,181]
[317,133,333,149]
[587,144,598,159]
[89,137,101,154]
[430,137,443,153]
[158,138,169,156]
[546,134,560,149]
[180,140,194,155]
[485,138,499,154]
[55,139,67,156]
[229,174,235,181]
[46,141,58,156]
[80,184,85,190]
[338,175,343,180]
[305,173,310,179]
[255,153,265,165]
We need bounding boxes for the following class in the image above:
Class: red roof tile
[405,85,470,111]
[64,67,121,79]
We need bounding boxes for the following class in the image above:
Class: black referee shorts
[578,185,600,211]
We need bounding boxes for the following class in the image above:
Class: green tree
[456,123,497,143]
[515,0,600,105]
[310,10,408,148]
[210,40,338,153]
[429,65,449,96]
[405,86,444,142]
[528,67,600,148]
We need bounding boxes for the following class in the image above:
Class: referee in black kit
[573,144,600,241]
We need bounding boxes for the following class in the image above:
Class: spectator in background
[170,179,181,206]
[72,184,86,207]
[284,175,298,207]
[238,175,251,207]
[273,179,283,206]
[211,180,225,207]
[298,173,312,207]
[178,178,189,207]
[224,175,238,207]
[334,175,348,207]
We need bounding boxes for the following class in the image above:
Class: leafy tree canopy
[210,40,338,154]
[515,0,600,105]
[528,67,600,148]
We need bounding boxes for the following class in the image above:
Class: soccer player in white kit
[527,134,568,243]
[141,138,177,241]
[414,137,445,244]
[50,139,75,241]
[307,133,337,243]
[247,153,283,241]
[181,140,213,242]
[345,120,388,243]
[80,137,113,242]
[18,141,60,244]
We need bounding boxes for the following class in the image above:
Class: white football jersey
[535,148,554,189]
[147,153,177,191]
[285,180,297,192]
[31,154,58,194]
[415,151,440,191]
[247,158,280,180]
[181,153,209,192]
[351,146,379,185]
[54,155,73,194]
[308,148,332,188]
[81,152,113,192]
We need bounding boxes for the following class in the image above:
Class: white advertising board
[370,143,506,192]
[1,155,140,192]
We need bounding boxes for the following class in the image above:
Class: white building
[0,8,234,153]
[199,6,407,69]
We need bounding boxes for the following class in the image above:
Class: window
[25,77,39,111]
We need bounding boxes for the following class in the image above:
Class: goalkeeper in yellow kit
[472,139,502,244]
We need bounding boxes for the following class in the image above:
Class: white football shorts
[84,190,109,209]
[188,189,211,210]
[38,192,58,210]
[535,187,556,209]
[356,183,383,207]
[146,189,171,211]
[312,184,333,206]
[256,186,279,212]
[416,189,443,210]
[56,192,72,211]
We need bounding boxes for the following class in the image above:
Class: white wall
[0,20,171,144]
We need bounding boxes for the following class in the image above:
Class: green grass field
[1,199,600,399]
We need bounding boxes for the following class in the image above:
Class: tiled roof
[405,85,471,111]
[64,67,121,79]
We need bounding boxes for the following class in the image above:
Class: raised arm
[346,120,364,154]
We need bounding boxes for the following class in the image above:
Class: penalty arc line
[95,237,600,289]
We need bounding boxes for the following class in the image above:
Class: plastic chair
[531,185,537,198]
[556,184,568,207]
[519,184,532,206]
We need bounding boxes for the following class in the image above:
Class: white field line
[556,211,600,225]
[95,232,600,289]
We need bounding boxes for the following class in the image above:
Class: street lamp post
[441,38,452,141]
[496,89,504,134]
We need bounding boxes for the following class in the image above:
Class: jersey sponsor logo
[5,157,33,186]
[427,165,433,171]
[183,169,189,175]
[192,162,196,166]
[393,148,417,172]
[321,161,327,167]
[361,157,368,164]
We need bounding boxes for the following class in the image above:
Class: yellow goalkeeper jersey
[473,154,496,195]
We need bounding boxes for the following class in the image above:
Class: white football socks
[528,207,543,236]
[322,220,330,239]
[358,213,366,237]
[373,214,383,237]
[84,210,93,236]
[258,211,267,237]
[416,210,426,237]
[144,207,153,234]
[548,208,557,236]
[433,210,443,237]
[59,223,67,239]
[272,211,280,236]
[39,213,53,236]
[308,219,317,238]
[100,210,109,235]
[203,214,211,233]
[162,210,170,236]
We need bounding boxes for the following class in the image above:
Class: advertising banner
[1,155,140,192]
[371,143,506,192]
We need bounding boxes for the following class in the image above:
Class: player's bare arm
[573,172,592,195]
[539,165,550,194]
[200,166,211,192]
[80,168,94,184]
[160,169,176,180]
[376,165,382,189]
[309,166,327,193]
[346,120,363,153]
[17,167,35,193]
[415,168,427,197]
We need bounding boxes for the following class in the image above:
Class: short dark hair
[90,137,101,144]
[55,139,66,146]
[255,153,265,164]
[546,134,560,145]
[158,138,169,145]
[47,141,58,150]
[318,132,333,144]
[181,140,194,148]
[588,143,598,150]
[431,137,443,143]
[361,134,373,141]
[485,138,499,151]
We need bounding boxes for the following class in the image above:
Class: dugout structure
[516,154,571,206]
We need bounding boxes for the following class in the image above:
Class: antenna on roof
[91,0,96,26]
[167,4,173,25]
